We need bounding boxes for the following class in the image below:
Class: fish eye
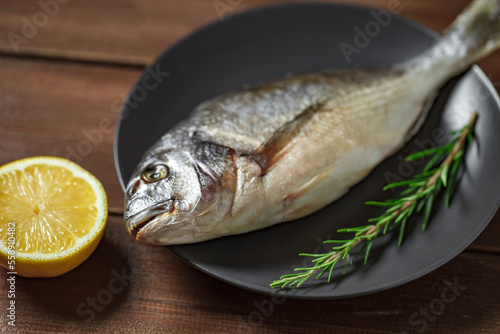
[141,165,169,183]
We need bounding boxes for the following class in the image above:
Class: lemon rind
[0,156,107,261]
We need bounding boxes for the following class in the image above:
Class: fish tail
[406,0,500,73]
[446,0,500,62]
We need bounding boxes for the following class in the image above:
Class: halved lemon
[0,157,107,277]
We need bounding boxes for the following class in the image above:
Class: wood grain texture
[0,0,473,66]
[1,0,500,333]
[0,56,141,211]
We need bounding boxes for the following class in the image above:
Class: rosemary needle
[271,112,477,289]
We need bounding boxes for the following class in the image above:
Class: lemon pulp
[0,157,107,277]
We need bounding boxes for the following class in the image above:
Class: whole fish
[124,0,500,245]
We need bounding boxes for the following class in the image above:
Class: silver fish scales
[124,0,500,245]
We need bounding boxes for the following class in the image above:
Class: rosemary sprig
[271,112,477,289]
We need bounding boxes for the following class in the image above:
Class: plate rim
[114,2,500,299]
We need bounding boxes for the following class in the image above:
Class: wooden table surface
[1,0,499,333]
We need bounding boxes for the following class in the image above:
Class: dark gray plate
[114,3,500,299]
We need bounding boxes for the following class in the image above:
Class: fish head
[124,139,237,245]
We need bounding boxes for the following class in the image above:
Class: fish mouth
[126,200,174,238]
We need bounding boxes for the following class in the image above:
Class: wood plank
[0,56,141,211]
[0,0,475,67]
[1,214,499,333]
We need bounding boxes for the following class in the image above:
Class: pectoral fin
[245,102,326,175]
